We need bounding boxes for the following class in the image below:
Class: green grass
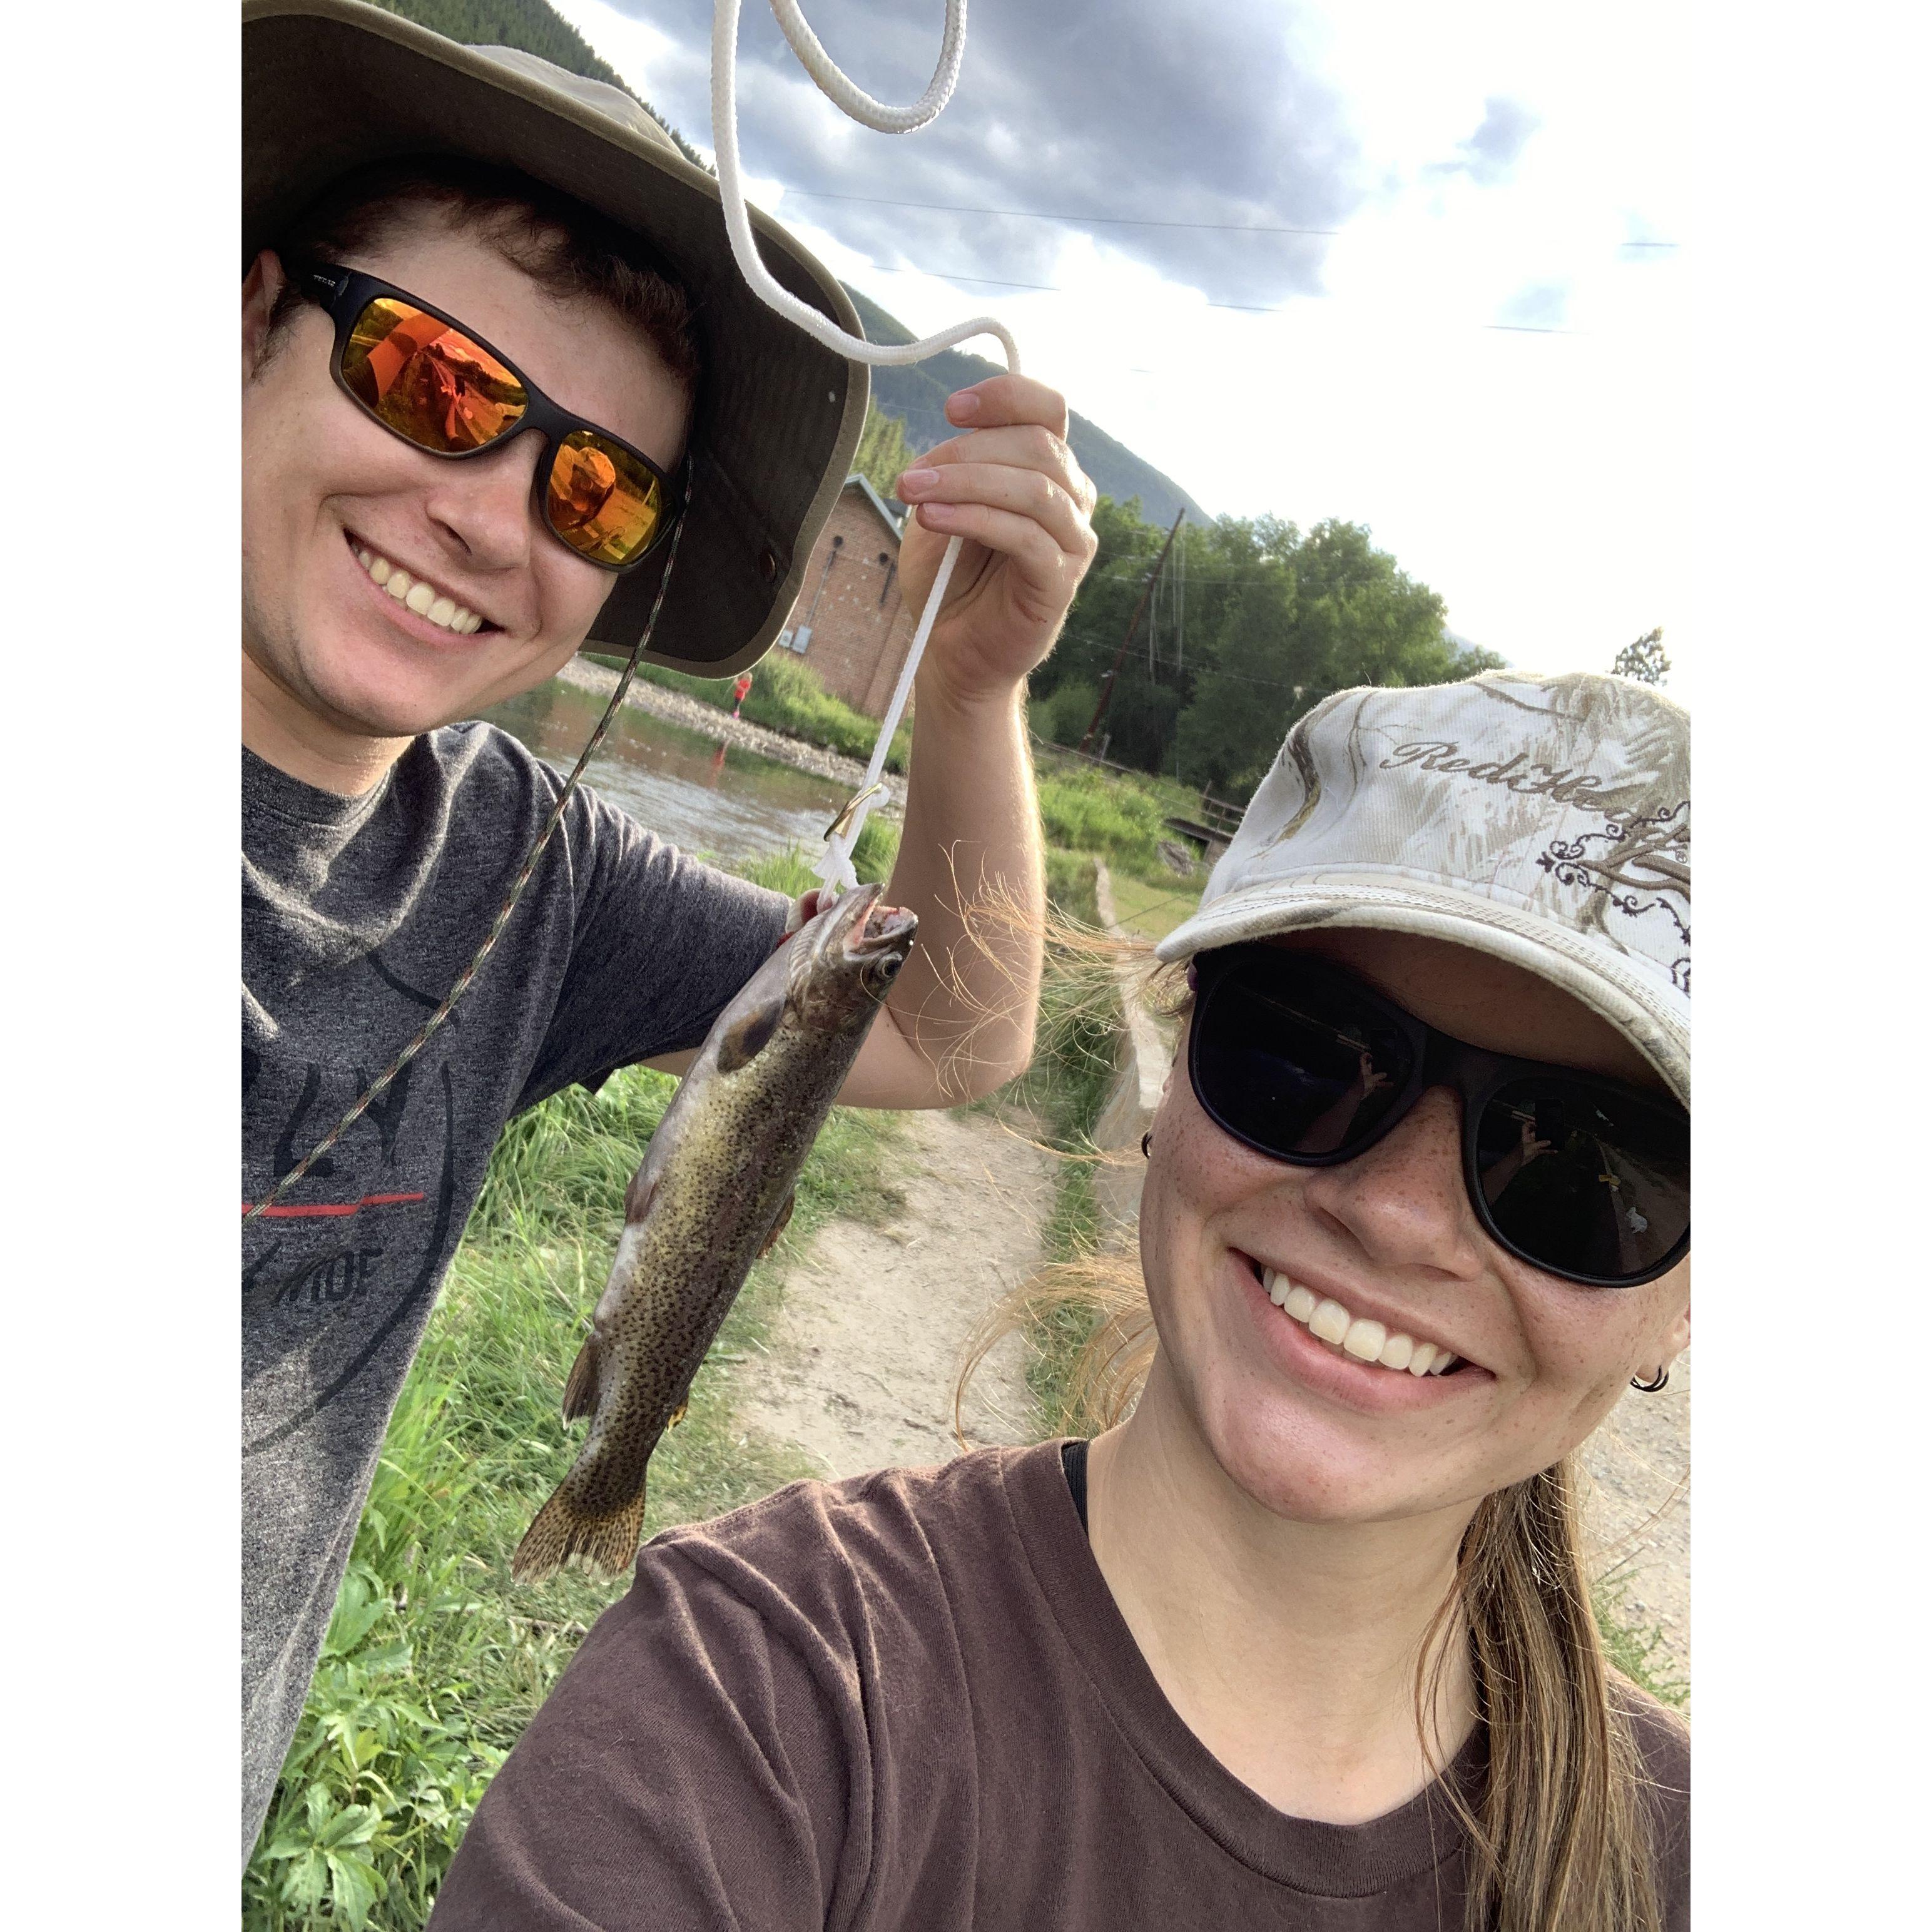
[1035,763,1197,885]
[589,649,912,773]
[245,1064,906,1930]
[725,815,902,902]
[1592,1574,1690,1712]
[985,849,1126,1427]
[1104,868,1203,942]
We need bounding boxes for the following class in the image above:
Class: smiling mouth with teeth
[1254,1262,1462,1378]
[350,535,491,636]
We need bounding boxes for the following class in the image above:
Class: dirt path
[726,1107,1055,1478]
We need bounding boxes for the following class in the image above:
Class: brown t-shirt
[430,1441,1689,1929]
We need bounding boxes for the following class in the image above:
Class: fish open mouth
[850,893,918,964]
[815,882,918,966]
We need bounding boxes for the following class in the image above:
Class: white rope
[709,0,1021,895]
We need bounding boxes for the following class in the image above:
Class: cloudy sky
[550,0,1694,698]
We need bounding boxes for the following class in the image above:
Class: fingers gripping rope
[711,0,1020,897]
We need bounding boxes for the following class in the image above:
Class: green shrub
[732,846,822,900]
[1035,766,1174,882]
[851,814,901,885]
[1042,846,1102,927]
[1003,852,1120,1274]
[1030,678,1099,748]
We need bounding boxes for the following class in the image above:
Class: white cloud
[550,0,1695,701]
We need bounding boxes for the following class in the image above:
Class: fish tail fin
[511,1479,648,1584]
[561,1332,602,1422]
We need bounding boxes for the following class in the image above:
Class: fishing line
[709,0,1020,897]
[244,504,691,1223]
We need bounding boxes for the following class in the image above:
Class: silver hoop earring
[1630,1367,1670,1393]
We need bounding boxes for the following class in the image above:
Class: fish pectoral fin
[666,1398,689,1430]
[561,1331,602,1422]
[715,989,786,1074]
[756,1189,796,1261]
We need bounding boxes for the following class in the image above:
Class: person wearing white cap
[240,1,1097,1864]
[429,669,1689,1930]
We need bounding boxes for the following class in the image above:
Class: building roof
[843,473,904,542]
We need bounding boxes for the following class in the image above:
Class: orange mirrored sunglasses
[290,263,685,572]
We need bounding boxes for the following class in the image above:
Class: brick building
[773,475,916,718]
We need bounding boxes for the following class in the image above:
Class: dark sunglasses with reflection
[288,262,685,572]
[1186,945,1690,1289]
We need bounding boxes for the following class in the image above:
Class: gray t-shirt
[242,725,788,1860]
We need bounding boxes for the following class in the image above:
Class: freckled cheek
[1511,1284,1652,1403]
[1157,1075,1276,1207]
[1141,1119,1293,1353]
[1137,1164,1229,1371]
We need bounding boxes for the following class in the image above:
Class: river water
[481,676,848,865]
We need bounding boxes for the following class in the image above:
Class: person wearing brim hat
[428,672,1689,1930]
[241,0,1097,1860]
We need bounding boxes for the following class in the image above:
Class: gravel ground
[1578,1352,1690,1687]
[557,655,907,805]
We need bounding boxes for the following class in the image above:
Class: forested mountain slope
[842,287,1209,527]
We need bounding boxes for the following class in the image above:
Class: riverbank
[559,654,907,808]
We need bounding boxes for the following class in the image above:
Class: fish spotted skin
[512,885,917,1580]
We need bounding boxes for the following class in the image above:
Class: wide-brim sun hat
[1157,671,1692,1106]
[243,0,866,676]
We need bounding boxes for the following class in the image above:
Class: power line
[785,186,1341,237]
[785,186,1682,255]
[1049,629,1317,699]
[855,257,1589,330]
[1080,507,1187,752]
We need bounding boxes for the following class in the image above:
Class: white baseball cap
[1157,672,1691,1106]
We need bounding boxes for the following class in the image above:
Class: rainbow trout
[512,883,917,1580]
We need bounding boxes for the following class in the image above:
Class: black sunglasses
[1187,945,1690,1288]
[290,262,685,573]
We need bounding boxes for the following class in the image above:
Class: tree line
[857,411,1680,798]
[855,407,1502,796]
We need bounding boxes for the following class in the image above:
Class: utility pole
[1079,507,1186,756]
